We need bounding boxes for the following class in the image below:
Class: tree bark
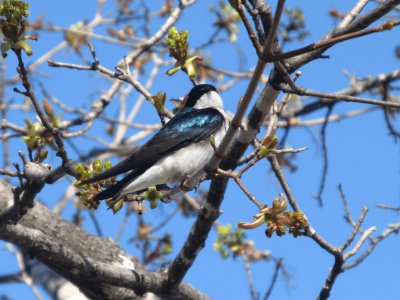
[0,180,209,300]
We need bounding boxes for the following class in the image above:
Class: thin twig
[118,0,197,66]
[282,85,400,109]
[217,168,263,210]
[151,206,181,234]
[48,44,175,121]
[314,105,334,206]
[338,184,357,227]
[0,168,23,178]
[242,253,258,300]
[268,155,336,254]
[263,258,283,300]
[341,207,369,251]
[115,208,132,243]
[343,226,376,260]
[376,203,400,212]
[337,0,370,29]
[343,222,400,270]
[88,210,103,236]
[14,250,46,300]
[277,107,377,127]
[270,20,400,62]
[242,0,267,45]
[0,59,10,182]
[381,83,400,141]
[236,1,263,56]
[14,50,71,172]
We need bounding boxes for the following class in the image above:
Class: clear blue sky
[1,1,399,299]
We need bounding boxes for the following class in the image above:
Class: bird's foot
[180,174,192,191]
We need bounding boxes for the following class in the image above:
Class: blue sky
[1,1,399,299]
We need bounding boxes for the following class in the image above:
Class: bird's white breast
[121,115,228,195]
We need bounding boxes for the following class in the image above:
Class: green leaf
[104,160,112,170]
[74,163,85,175]
[257,135,278,158]
[38,148,48,162]
[92,159,103,174]
[21,122,41,150]
[42,99,55,119]
[151,92,166,115]
[213,241,222,251]
[166,65,181,76]
[141,186,162,209]
[217,224,231,237]
[161,234,172,254]
[149,198,158,209]
[13,39,32,55]
[112,199,124,214]
[166,27,189,62]
[183,56,202,78]
[1,42,11,58]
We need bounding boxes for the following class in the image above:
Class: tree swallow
[81,84,228,201]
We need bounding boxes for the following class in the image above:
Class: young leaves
[0,0,36,58]
[166,27,202,78]
[238,193,308,238]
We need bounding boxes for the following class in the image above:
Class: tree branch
[0,180,209,300]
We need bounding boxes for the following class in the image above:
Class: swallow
[80,84,228,201]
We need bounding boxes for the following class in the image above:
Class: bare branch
[13,50,72,174]
[263,258,283,300]
[217,168,263,210]
[282,85,400,109]
[343,222,400,270]
[236,1,263,56]
[0,180,209,300]
[341,206,369,251]
[270,20,400,62]
[337,0,370,29]
[314,105,333,206]
[376,203,400,212]
[343,226,376,260]
[268,155,338,254]
[243,253,258,300]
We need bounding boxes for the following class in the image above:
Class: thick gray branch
[0,180,208,300]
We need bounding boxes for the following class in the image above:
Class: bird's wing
[80,107,225,186]
[93,169,140,200]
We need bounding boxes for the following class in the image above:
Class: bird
[80,84,228,202]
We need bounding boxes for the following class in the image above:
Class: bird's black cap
[185,84,218,108]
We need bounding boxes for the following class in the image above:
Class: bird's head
[183,84,223,110]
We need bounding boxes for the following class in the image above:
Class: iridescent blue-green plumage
[81,105,225,200]
[159,107,224,147]
[82,84,226,200]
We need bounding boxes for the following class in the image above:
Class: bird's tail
[93,170,138,201]
[80,158,137,186]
